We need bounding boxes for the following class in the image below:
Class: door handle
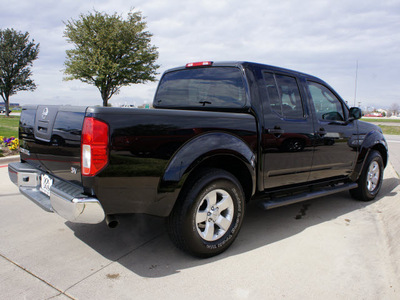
[267,126,285,137]
[316,128,327,137]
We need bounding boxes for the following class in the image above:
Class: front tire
[350,150,384,201]
[167,169,245,258]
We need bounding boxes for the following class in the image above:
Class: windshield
[154,67,247,109]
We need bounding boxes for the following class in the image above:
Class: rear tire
[350,150,383,201]
[167,169,245,258]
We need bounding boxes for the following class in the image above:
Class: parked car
[0,106,12,114]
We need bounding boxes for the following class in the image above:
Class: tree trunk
[101,90,109,107]
[2,94,10,117]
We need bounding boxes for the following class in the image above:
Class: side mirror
[349,107,362,120]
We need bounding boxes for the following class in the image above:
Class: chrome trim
[366,160,380,192]
[195,189,234,242]
[8,162,105,224]
[51,193,105,224]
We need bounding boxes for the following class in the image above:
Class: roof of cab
[164,61,323,82]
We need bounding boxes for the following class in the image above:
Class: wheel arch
[158,132,257,215]
[350,130,388,181]
[182,154,255,202]
[371,143,388,168]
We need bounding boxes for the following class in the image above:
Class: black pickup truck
[9,61,388,257]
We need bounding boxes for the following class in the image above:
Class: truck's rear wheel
[167,169,245,258]
[350,150,384,201]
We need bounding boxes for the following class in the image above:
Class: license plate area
[40,174,53,197]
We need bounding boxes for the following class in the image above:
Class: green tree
[0,28,39,117]
[390,103,399,117]
[64,10,159,107]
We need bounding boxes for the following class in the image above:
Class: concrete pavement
[386,135,400,177]
[0,158,399,299]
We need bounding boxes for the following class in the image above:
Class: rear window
[154,67,247,108]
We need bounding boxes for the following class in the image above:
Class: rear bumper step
[8,162,105,224]
[259,182,358,210]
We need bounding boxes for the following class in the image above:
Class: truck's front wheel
[167,169,245,258]
[350,150,384,201]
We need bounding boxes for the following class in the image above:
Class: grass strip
[0,116,19,137]
[378,125,400,135]
[361,118,400,123]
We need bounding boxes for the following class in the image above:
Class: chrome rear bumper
[8,162,105,224]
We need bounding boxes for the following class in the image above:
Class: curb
[391,161,400,179]
[0,155,20,166]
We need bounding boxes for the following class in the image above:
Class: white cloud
[1,0,399,108]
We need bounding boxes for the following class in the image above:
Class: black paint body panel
[18,61,388,217]
[83,107,257,216]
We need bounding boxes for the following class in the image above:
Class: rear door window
[155,67,247,108]
[263,72,304,119]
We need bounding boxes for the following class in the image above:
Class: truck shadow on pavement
[66,176,399,278]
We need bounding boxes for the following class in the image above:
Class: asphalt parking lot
[1,139,399,299]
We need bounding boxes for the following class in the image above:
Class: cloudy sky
[1,0,399,109]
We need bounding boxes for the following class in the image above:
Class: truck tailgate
[19,105,87,185]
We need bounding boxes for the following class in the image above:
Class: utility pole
[354,60,358,107]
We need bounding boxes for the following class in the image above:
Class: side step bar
[259,182,358,210]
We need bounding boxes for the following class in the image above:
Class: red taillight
[186,61,213,68]
[81,117,109,176]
